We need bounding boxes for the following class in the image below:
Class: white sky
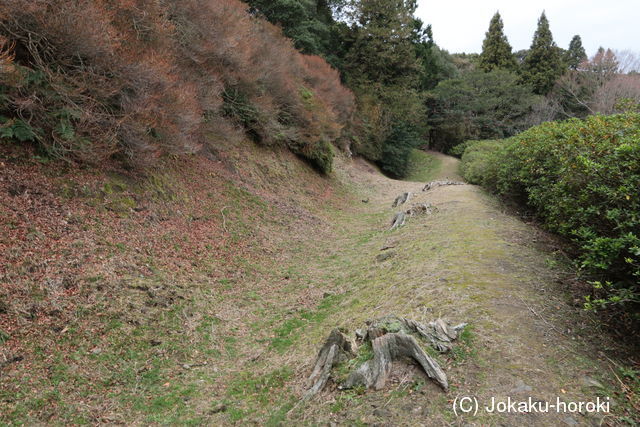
[415,0,640,56]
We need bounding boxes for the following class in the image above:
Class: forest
[0,0,639,424]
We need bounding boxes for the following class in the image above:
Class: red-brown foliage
[0,0,354,169]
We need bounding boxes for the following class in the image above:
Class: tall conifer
[565,35,587,70]
[478,12,517,72]
[522,12,565,94]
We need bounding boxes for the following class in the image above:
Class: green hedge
[458,140,502,184]
[459,114,640,311]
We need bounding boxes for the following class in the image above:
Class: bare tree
[549,48,640,117]
[615,50,640,74]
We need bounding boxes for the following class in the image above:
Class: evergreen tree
[343,0,419,88]
[522,12,565,95]
[565,35,587,70]
[245,0,337,62]
[341,0,426,176]
[478,12,517,72]
[413,20,457,90]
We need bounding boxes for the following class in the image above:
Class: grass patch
[225,367,295,422]
[450,325,477,365]
[404,149,442,182]
[269,293,345,353]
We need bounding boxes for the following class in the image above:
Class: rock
[563,416,578,425]
[581,376,604,389]
[210,403,227,414]
[376,251,396,263]
[373,408,392,418]
[510,379,533,393]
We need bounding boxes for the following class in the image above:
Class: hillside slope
[1,147,637,424]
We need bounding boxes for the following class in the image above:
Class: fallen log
[422,180,465,192]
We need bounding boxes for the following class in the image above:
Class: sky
[415,0,640,56]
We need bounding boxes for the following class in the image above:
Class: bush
[458,140,503,184]
[449,140,479,158]
[459,114,640,313]
[0,0,354,169]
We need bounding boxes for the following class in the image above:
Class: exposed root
[422,180,465,192]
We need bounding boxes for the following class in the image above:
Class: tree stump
[304,316,466,398]
[390,212,406,230]
[422,180,465,192]
[343,333,448,391]
[392,192,412,207]
[304,329,355,399]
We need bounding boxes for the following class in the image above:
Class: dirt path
[290,152,619,425]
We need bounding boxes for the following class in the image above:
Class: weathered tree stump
[402,317,467,352]
[344,333,448,391]
[304,329,355,399]
[390,212,406,230]
[392,192,412,207]
[405,203,437,217]
[422,180,465,192]
[305,316,466,398]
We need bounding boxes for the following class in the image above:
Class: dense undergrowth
[0,0,353,172]
[457,113,640,319]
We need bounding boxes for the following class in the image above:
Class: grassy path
[2,150,631,425]
[282,152,625,425]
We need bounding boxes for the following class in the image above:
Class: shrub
[459,114,640,314]
[0,0,354,169]
[458,140,503,184]
[449,140,480,158]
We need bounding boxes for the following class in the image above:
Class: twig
[220,206,230,233]
[517,296,566,336]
